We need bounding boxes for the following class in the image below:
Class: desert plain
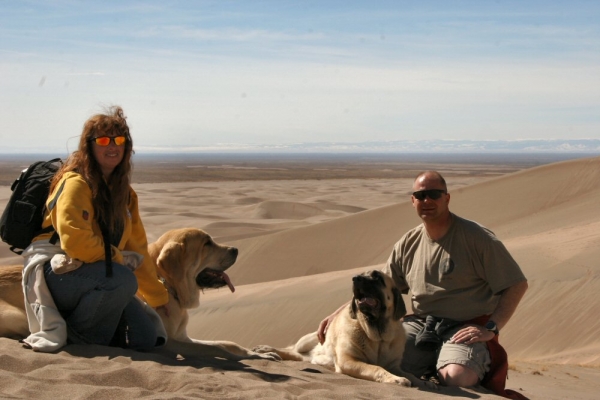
[0,153,599,400]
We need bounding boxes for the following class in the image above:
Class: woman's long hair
[50,106,134,232]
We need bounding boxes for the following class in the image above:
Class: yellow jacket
[35,171,168,308]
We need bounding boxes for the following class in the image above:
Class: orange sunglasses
[90,136,127,146]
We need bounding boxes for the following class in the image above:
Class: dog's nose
[230,247,238,257]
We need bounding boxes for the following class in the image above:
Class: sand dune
[227,156,600,285]
[1,156,599,399]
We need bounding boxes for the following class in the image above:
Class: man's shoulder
[452,214,498,240]
[453,214,487,231]
[396,223,426,245]
[405,222,425,236]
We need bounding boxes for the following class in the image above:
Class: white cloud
[0,1,599,152]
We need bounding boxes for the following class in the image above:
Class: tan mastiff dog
[254,270,435,388]
[0,227,278,362]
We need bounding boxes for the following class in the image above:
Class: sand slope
[187,156,600,398]
[1,156,600,399]
[226,156,600,286]
[199,158,600,365]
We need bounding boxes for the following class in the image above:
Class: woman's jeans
[43,260,157,350]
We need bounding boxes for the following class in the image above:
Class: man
[318,171,528,389]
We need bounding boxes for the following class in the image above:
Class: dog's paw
[407,377,438,390]
[250,345,282,361]
[421,380,439,390]
[382,375,412,387]
[252,345,276,354]
[249,350,281,361]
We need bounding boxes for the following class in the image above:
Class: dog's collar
[159,276,179,302]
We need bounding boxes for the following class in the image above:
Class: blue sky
[1,1,599,153]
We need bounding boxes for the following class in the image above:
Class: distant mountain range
[133,139,600,154]
[2,139,599,154]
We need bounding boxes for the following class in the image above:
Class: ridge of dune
[253,200,325,220]
[228,201,420,285]
[450,155,600,235]
[228,156,600,286]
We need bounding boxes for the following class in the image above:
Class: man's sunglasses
[90,136,127,146]
[412,189,447,201]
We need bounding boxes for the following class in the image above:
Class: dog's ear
[392,287,407,321]
[156,241,184,280]
[349,298,358,320]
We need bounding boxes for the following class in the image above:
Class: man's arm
[451,280,528,344]
[489,280,528,331]
[317,301,350,344]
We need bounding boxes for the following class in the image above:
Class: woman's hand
[155,304,170,318]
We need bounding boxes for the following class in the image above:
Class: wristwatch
[485,320,499,336]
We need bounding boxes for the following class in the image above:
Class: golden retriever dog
[0,227,278,362]
[254,270,434,388]
[148,228,278,361]
[0,265,29,339]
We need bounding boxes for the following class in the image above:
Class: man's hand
[449,324,495,344]
[317,301,350,344]
[317,316,332,344]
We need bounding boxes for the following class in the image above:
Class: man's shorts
[401,316,491,381]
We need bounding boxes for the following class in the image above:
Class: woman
[22,106,168,351]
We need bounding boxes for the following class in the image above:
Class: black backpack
[0,158,64,254]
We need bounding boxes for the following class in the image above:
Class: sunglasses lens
[428,190,442,200]
[413,190,445,200]
[94,137,111,146]
[93,136,126,146]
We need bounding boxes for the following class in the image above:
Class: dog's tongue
[220,271,235,293]
[359,297,377,307]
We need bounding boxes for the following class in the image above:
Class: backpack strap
[47,180,66,212]
[36,179,68,245]
[49,231,60,245]
[9,246,24,255]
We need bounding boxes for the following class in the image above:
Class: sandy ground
[1,154,599,399]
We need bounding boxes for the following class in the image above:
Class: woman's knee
[120,300,158,350]
[119,264,138,289]
[108,264,138,295]
[84,264,138,310]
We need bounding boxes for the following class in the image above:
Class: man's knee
[438,364,479,387]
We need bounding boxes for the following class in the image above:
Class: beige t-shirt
[383,214,526,321]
